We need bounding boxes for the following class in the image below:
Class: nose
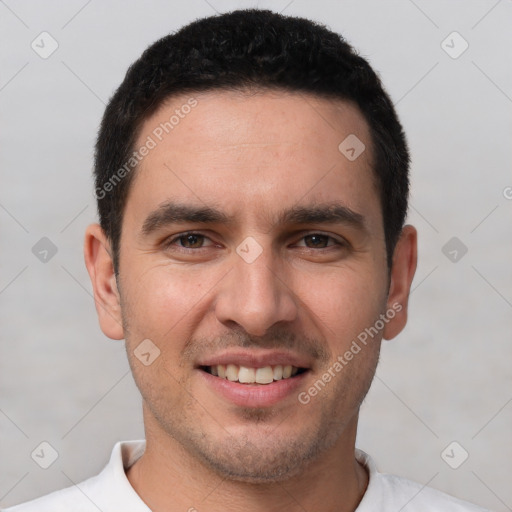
[214,242,298,337]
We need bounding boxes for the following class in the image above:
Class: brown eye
[303,234,331,248]
[297,233,344,249]
[163,232,215,251]
[177,233,205,248]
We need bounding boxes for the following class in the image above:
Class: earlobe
[383,225,418,340]
[84,224,125,340]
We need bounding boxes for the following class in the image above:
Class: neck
[127,408,368,512]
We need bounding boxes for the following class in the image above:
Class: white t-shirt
[3,440,491,512]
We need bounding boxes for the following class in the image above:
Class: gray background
[1,0,511,510]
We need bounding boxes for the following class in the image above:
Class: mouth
[200,364,308,385]
[196,352,312,407]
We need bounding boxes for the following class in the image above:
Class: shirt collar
[107,441,379,511]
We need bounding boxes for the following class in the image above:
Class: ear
[383,225,417,340]
[84,223,124,340]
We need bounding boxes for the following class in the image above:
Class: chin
[199,450,308,483]
[188,427,329,484]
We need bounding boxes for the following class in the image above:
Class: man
[5,9,490,512]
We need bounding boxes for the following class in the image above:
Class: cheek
[121,263,219,347]
[120,266,209,408]
[296,266,388,345]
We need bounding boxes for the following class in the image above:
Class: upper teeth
[209,364,299,384]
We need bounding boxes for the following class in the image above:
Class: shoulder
[355,449,491,512]
[376,473,490,511]
[2,474,102,512]
[2,440,148,512]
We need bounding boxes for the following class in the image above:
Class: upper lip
[197,349,313,369]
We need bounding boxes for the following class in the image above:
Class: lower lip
[198,369,308,408]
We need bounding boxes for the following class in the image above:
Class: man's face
[108,91,400,481]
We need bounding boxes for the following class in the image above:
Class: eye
[164,232,214,250]
[295,233,343,249]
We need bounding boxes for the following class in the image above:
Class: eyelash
[162,231,346,252]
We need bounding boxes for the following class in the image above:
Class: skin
[84,90,417,512]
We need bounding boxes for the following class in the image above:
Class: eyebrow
[277,203,365,229]
[140,200,366,237]
[141,202,231,236]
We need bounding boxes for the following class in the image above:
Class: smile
[202,364,306,385]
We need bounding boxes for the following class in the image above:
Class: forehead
[125,90,380,232]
